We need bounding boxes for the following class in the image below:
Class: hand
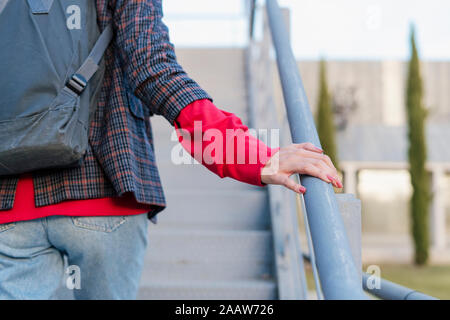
[261,143,343,194]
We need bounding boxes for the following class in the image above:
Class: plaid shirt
[0,0,211,218]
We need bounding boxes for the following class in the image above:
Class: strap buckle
[66,74,87,96]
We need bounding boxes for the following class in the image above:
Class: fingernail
[327,175,343,188]
[299,186,306,194]
[315,146,324,153]
[326,174,335,183]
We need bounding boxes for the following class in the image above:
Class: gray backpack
[0,0,112,176]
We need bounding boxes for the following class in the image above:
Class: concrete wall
[175,47,450,127]
[174,48,450,263]
[277,60,450,126]
[175,48,248,122]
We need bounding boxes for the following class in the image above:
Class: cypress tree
[406,26,430,265]
[316,59,339,170]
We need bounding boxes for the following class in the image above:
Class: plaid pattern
[0,0,211,218]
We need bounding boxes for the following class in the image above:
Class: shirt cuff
[175,99,279,187]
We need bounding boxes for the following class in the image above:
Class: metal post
[336,194,362,281]
[265,0,367,299]
[342,164,358,196]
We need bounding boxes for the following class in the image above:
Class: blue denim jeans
[0,214,149,300]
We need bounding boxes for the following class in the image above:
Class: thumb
[282,176,306,194]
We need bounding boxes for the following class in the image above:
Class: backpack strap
[0,0,10,14]
[66,23,114,96]
[27,0,54,14]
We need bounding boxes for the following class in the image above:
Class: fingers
[320,153,337,172]
[290,144,341,187]
[297,150,339,178]
[293,144,337,173]
[294,158,343,188]
[313,159,342,188]
[267,143,343,193]
[327,174,343,188]
[294,142,323,154]
[300,161,333,185]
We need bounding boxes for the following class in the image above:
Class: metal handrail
[301,254,437,300]
[260,0,367,299]
[362,273,437,300]
[248,0,439,300]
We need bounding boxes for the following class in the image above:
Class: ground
[305,264,450,300]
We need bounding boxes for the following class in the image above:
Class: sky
[162,0,450,60]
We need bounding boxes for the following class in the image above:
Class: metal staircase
[137,47,278,299]
[139,135,277,299]
[136,5,360,301]
[136,45,360,300]
[137,0,436,300]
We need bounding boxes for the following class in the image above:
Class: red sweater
[0,99,276,224]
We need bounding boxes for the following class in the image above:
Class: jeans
[0,214,149,300]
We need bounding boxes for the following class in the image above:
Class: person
[0,0,342,300]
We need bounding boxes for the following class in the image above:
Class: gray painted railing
[301,254,437,300]
[248,0,439,300]
[362,273,437,300]
[261,0,367,300]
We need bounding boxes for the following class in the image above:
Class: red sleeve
[174,99,279,187]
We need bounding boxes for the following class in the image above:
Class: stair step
[145,229,273,263]
[156,162,261,190]
[157,189,270,230]
[135,48,280,300]
[142,258,274,282]
[138,280,277,300]
[142,229,274,283]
